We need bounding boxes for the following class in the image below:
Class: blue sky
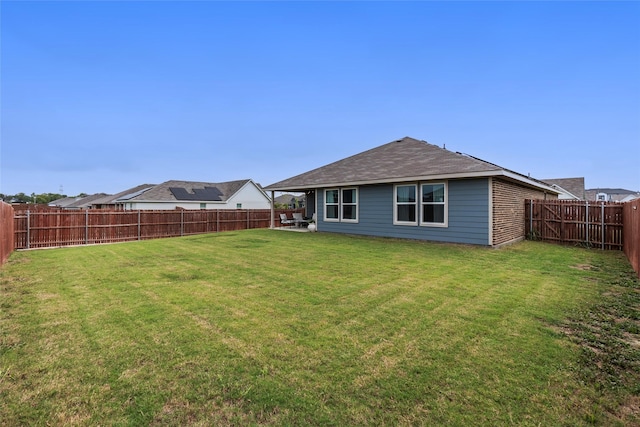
[1,1,639,196]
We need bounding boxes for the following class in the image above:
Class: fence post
[601,202,605,250]
[584,200,591,247]
[247,210,249,230]
[181,210,184,236]
[26,210,30,250]
[85,210,89,245]
[138,211,141,241]
[529,200,533,238]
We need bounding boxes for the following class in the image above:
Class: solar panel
[169,187,223,201]
[117,187,154,201]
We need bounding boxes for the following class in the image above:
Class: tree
[0,192,67,204]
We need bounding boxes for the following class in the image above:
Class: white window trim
[341,187,359,223]
[420,182,448,228]
[393,184,418,226]
[324,187,359,223]
[324,189,340,222]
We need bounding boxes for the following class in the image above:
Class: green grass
[1,230,638,426]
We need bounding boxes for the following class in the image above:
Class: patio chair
[279,213,295,227]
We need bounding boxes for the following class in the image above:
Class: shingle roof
[542,177,585,200]
[265,136,552,192]
[91,184,156,205]
[49,196,82,208]
[126,179,253,202]
[65,193,111,208]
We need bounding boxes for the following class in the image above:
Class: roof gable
[265,137,549,191]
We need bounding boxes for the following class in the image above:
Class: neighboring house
[49,196,83,208]
[49,193,110,209]
[542,177,585,200]
[620,193,640,202]
[274,193,306,208]
[585,188,640,202]
[111,179,271,210]
[90,184,156,209]
[264,137,559,247]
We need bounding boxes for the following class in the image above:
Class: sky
[1,1,639,197]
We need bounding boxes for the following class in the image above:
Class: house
[90,184,156,209]
[542,177,585,200]
[49,196,83,208]
[620,193,640,202]
[274,193,306,208]
[107,179,271,210]
[49,193,110,209]
[264,137,559,247]
[585,188,640,202]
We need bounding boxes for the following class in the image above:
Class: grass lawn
[1,230,638,426]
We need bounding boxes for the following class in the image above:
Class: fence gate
[525,199,623,250]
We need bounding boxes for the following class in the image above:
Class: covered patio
[267,189,317,231]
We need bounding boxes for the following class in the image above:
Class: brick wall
[492,178,556,247]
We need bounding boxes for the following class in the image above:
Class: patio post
[270,191,275,229]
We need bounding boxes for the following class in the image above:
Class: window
[421,183,447,226]
[341,188,357,222]
[325,189,339,221]
[200,203,207,209]
[236,203,242,209]
[324,188,359,222]
[394,184,417,225]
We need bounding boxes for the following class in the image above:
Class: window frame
[340,187,358,223]
[323,187,359,223]
[420,182,448,227]
[324,189,340,222]
[394,184,418,226]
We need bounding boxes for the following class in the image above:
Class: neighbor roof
[91,184,156,205]
[585,188,640,202]
[49,196,83,208]
[542,177,585,200]
[265,137,557,193]
[123,179,257,202]
[64,193,111,209]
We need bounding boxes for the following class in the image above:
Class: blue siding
[317,179,490,245]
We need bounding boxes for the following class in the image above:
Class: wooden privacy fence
[623,199,640,279]
[525,199,624,250]
[14,208,302,250]
[0,202,15,265]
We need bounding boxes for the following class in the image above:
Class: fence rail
[13,208,301,250]
[525,199,624,250]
